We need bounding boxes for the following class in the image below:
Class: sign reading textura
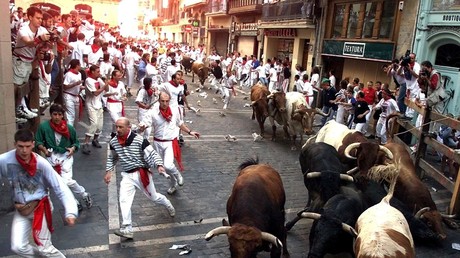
[343,42,365,57]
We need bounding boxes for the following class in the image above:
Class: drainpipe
[313,0,328,75]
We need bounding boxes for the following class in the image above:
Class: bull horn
[261,232,283,249]
[315,108,330,117]
[344,143,361,160]
[305,172,322,179]
[267,93,274,99]
[251,100,256,106]
[414,207,430,219]
[341,223,358,238]
[379,145,394,160]
[300,212,322,220]
[440,213,457,219]
[339,174,355,182]
[205,226,231,241]
[345,167,359,175]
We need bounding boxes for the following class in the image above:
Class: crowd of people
[3,3,456,256]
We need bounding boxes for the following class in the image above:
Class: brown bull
[250,83,270,136]
[345,141,448,240]
[191,61,209,87]
[181,55,193,74]
[205,158,289,257]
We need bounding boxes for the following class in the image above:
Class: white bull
[270,91,329,149]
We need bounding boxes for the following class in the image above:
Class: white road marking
[107,144,120,245]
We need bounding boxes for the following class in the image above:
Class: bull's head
[415,207,447,240]
[268,91,286,113]
[205,224,283,258]
[292,107,331,135]
[344,142,394,175]
[198,67,209,86]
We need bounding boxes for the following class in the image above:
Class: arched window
[435,44,460,68]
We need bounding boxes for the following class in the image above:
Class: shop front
[321,40,395,85]
[261,27,315,89]
[413,0,460,116]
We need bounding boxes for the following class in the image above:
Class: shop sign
[185,25,192,33]
[264,29,296,37]
[427,13,460,26]
[323,40,394,61]
[343,42,365,57]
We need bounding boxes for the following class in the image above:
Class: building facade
[413,0,460,116]
[206,0,230,56]
[319,0,418,86]
[259,0,317,89]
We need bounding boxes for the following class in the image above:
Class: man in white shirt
[81,65,108,154]
[63,59,84,126]
[69,33,87,68]
[124,46,140,96]
[141,92,200,195]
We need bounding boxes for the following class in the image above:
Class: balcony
[206,1,227,16]
[261,0,313,22]
[228,0,263,15]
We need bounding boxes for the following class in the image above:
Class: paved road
[1,75,459,257]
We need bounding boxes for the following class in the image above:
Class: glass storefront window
[347,4,360,39]
[333,4,345,38]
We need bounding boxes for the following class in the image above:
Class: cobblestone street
[1,75,459,257]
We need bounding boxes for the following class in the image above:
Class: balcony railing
[262,0,313,21]
[208,1,227,13]
[228,0,263,14]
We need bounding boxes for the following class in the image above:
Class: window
[331,0,397,40]
[332,5,345,38]
[436,44,460,68]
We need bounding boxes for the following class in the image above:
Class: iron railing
[228,0,263,9]
[208,1,227,13]
[262,0,313,21]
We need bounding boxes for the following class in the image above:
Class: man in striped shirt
[104,117,175,239]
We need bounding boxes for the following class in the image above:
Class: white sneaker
[114,225,133,239]
[167,186,177,195]
[16,106,37,119]
[166,204,176,217]
[176,173,184,186]
[29,108,39,113]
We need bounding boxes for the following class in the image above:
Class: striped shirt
[106,131,163,172]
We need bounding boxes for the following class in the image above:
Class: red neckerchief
[69,69,79,75]
[179,79,185,85]
[88,74,100,89]
[49,120,70,139]
[160,106,172,122]
[169,80,179,87]
[139,168,151,196]
[15,152,37,177]
[91,44,100,53]
[53,164,62,175]
[146,88,153,96]
[108,79,118,88]
[117,130,130,146]
[33,196,54,246]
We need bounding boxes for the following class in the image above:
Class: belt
[154,138,173,142]
[126,167,148,173]
[63,91,79,97]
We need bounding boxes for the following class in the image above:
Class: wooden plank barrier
[393,98,460,215]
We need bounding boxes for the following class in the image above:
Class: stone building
[413,0,460,116]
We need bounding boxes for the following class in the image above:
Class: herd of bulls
[205,120,456,258]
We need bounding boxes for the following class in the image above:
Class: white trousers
[138,108,151,139]
[119,171,172,226]
[154,141,181,188]
[11,208,65,257]
[126,67,135,89]
[86,106,103,137]
[222,87,232,105]
[63,94,80,127]
[46,153,86,198]
[336,105,346,124]
[269,81,278,93]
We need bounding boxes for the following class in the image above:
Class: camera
[420,68,429,77]
[43,52,51,61]
[400,50,411,67]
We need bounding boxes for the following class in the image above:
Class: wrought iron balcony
[262,0,313,21]
[228,0,263,15]
[207,1,227,15]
